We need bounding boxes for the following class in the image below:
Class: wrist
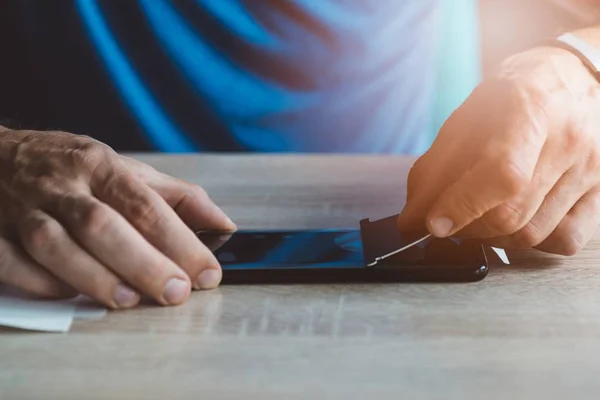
[498,44,599,95]
[491,42,600,132]
[539,29,600,98]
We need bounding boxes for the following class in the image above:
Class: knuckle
[498,70,550,111]
[23,215,62,250]
[486,202,526,236]
[100,171,134,200]
[126,197,163,232]
[506,78,533,105]
[69,139,113,169]
[30,177,64,199]
[452,192,483,219]
[71,198,112,236]
[122,155,157,174]
[496,161,530,197]
[510,222,545,248]
[563,124,588,155]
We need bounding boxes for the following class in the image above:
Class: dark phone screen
[196,229,486,270]
[197,230,365,269]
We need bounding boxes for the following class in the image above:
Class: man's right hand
[0,129,236,309]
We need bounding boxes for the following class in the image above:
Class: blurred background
[0,0,591,154]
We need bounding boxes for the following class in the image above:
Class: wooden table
[2,155,600,400]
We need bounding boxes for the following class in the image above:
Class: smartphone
[196,228,489,284]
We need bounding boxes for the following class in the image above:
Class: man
[0,0,599,309]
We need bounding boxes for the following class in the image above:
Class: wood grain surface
[2,155,600,400]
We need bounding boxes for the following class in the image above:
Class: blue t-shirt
[0,1,478,154]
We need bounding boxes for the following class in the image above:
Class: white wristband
[552,33,600,81]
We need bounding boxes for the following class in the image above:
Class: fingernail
[196,269,222,290]
[163,278,190,305]
[212,203,236,229]
[430,217,454,237]
[113,283,140,308]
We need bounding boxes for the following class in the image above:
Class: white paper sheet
[0,314,74,332]
[0,286,106,332]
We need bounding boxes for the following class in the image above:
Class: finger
[18,210,140,309]
[121,156,236,231]
[481,168,590,249]
[152,179,236,232]
[196,232,233,252]
[535,188,600,255]
[398,102,484,230]
[459,151,573,239]
[424,156,536,238]
[93,170,223,290]
[398,152,481,232]
[0,236,76,299]
[52,194,192,305]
